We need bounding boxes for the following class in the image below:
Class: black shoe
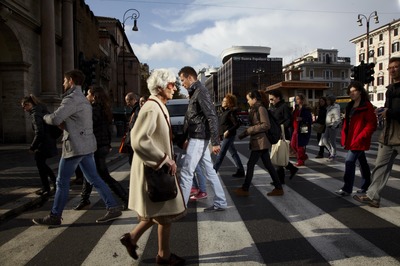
[289,167,298,180]
[232,169,245,178]
[315,154,324,158]
[120,233,139,260]
[73,200,91,210]
[96,207,122,223]
[156,253,185,265]
[32,214,62,226]
[35,189,50,196]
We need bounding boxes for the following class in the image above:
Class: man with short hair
[124,92,140,164]
[32,69,122,226]
[178,66,227,212]
[354,57,400,208]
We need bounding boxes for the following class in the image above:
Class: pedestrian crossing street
[0,138,400,265]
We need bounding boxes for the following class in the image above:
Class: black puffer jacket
[270,99,292,140]
[184,80,219,146]
[29,104,58,158]
[92,103,111,149]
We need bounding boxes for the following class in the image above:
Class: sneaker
[96,207,122,223]
[267,188,284,196]
[204,205,226,212]
[353,195,380,208]
[190,187,200,196]
[190,192,208,201]
[232,169,245,178]
[233,187,249,197]
[327,155,336,162]
[32,214,62,226]
[35,188,50,196]
[335,189,350,196]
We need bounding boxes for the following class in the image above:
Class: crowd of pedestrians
[21,57,400,265]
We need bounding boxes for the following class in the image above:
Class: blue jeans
[341,150,371,193]
[242,149,282,190]
[214,135,244,172]
[51,153,118,216]
[180,138,227,208]
[192,165,207,192]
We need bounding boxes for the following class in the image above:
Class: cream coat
[128,96,186,218]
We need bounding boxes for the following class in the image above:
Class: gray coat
[44,86,96,158]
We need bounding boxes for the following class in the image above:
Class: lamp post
[122,8,140,99]
[253,67,265,90]
[357,11,379,64]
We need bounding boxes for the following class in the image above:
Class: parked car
[166,98,189,143]
[237,111,250,126]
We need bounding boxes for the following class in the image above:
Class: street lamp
[122,8,140,99]
[357,11,379,63]
[253,68,265,90]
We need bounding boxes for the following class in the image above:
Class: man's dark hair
[64,69,85,86]
[178,66,197,79]
[269,90,283,100]
[389,57,400,64]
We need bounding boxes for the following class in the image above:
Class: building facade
[0,0,141,143]
[350,18,400,108]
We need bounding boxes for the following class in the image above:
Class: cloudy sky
[85,0,400,74]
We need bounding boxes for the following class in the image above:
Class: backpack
[255,106,282,145]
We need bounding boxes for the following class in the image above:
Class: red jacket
[341,100,377,150]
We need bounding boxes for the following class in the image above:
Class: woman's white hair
[147,68,176,96]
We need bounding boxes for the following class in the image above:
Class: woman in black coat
[21,95,58,195]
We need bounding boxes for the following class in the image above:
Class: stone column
[62,0,74,73]
[40,0,57,96]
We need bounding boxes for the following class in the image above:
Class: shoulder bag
[270,125,290,166]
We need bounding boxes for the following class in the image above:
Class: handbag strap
[147,98,174,158]
[280,124,285,140]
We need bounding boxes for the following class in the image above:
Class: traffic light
[351,65,360,81]
[364,63,375,84]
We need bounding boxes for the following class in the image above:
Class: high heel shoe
[120,233,138,260]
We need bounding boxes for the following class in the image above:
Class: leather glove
[238,130,248,140]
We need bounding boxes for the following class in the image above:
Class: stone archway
[0,22,30,143]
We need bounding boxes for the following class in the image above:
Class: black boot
[232,169,245,178]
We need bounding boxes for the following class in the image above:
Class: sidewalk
[0,137,127,222]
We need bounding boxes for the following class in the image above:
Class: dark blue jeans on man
[341,150,371,193]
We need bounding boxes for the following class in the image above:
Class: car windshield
[166,104,188,117]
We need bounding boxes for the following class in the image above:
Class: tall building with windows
[215,46,283,110]
[350,18,400,108]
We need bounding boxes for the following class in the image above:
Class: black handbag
[143,164,177,202]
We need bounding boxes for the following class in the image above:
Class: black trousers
[34,151,56,191]
[80,146,128,202]
[242,149,282,191]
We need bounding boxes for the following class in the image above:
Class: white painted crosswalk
[0,139,400,265]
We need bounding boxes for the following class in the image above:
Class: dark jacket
[243,102,271,150]
[270,99,292,140]
[29,104,58,158]
[292,105,312,147]
[125,102,140,146]
[379,82,400,145]
[218,107,240,138]
[341,100,376,150]
[92,103,112,149]
[315,105,327,125]
[184,80,219,146]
